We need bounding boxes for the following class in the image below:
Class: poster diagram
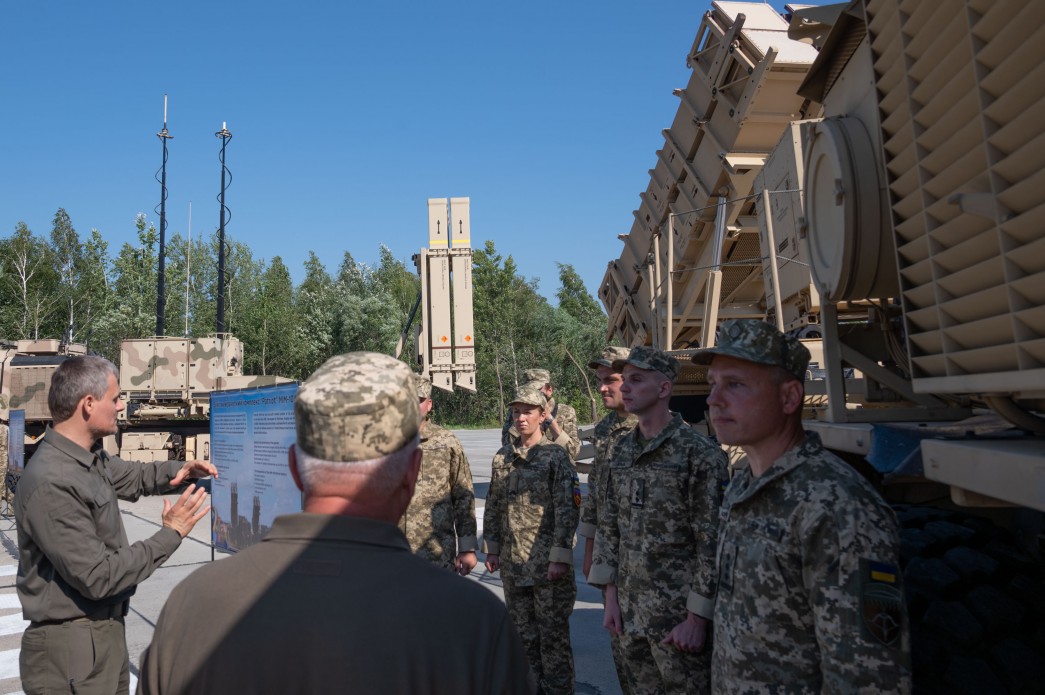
[210,382,299,552]
[7,409,24,472]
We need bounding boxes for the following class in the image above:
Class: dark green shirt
[14,427,183,622]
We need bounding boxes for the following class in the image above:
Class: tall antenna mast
[155,94,173,337]
[215,121,232,334]
[185,201,192,337]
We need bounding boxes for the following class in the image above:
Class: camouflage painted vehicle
[118,335,291,463]
[0,339,88,449]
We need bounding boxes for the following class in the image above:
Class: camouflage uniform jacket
[712,433,911,693]
[398,420,478,568]
[578,410,638,539]
[589,414,728,633]
[501,397,581,461]
[483,434,580,587]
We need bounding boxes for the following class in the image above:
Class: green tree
[294,251,336,378]
[242,256,298,376]
[0,222,61,340]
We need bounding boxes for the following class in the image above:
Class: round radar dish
[803,117,897,301]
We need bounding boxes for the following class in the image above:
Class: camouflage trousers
[502,574,577,695]
[610,631,633,695]
[619,633,711,695]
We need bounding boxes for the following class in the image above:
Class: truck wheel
[895,505,1045,694]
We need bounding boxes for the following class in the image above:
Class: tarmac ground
[0,428,622,694]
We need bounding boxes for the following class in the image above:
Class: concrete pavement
[0,429,623,694]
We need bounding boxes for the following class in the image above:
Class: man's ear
[779,379,804,416]
[402,447,422,498]
[288,445,304,492]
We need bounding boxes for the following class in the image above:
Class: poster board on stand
[209,382,299,553]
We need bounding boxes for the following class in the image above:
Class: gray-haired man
[140,352,534,694]
[15,355,215,694]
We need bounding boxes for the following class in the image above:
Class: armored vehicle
[0,339,87,450]
[117,334,290,463]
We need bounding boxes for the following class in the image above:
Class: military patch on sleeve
[573,473,582,508]
[859,559,903,648]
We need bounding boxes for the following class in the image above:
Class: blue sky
[1,1,792,305]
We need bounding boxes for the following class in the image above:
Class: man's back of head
[290,352,422,521]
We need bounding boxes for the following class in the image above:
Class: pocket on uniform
[63,621,98,686]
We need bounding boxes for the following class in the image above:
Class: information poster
[8,409,25,471]
[209,382,299,552]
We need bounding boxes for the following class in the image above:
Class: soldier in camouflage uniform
[693,319,911,693]
[501,368,581,460]
[485,385,580,695]
[399,375,478,574]
[578,346,637,693]
[589,346,728,695]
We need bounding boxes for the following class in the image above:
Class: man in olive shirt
[15,355,216,694]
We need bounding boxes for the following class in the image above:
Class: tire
[895,505,1045,695]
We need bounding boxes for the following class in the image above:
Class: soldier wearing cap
[398,374,478,575]
[589,346,728,694]
[694,319,910,693]
[140,352,535,695]
[484,385,580,695]
[578,345,638,693]
[501,368,581,460]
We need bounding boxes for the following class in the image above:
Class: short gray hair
[294,434,419,497]
[48,356,119,423]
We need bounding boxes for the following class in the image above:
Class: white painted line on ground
[0,647,20,680]
[0,567,16,577]
[0,613,26,638]
[0,598,18,611]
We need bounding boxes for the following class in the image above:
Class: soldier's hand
[546,562,569,580]
[456,551,478,576]
[603,584,623,636]
[161,484,211,539]
[661,612,709,653]
[170,460,219,486]
[485,554,500,574]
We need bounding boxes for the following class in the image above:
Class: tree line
[0,209,612,427]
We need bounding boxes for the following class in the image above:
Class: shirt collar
[263,513,411,551]
[42,427,97,469]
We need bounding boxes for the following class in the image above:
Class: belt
[29,601,128,628]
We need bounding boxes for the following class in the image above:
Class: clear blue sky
[1,1,793,305]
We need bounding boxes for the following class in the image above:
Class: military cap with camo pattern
[414,374,432,400]
[295,352,420,462]
[521,368,551,388]
[691,319,810,381]
[612,345,679,383]
[587,346,632,370]
[510,386,547,408]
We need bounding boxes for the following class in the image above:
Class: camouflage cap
[413,374,432,400]
[295,352,420,462]
[612,346,679,383]
[521,368,551,388]
[510,385,547,408]
[588,346,632,370]
[691,319,811,381]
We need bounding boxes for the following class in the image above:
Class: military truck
[117,334,290,463]
[602,1,1044,690]
[0,338,87,451]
